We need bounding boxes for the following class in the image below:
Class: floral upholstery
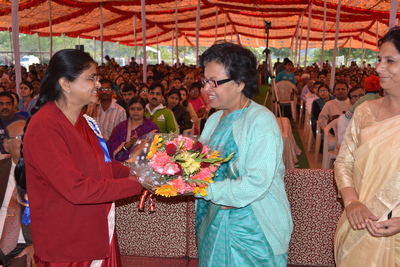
[116,169,343,266]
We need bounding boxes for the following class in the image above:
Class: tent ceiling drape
[0,0,399,50]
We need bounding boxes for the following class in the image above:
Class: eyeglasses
[78,75,99,83]
[99,88,112,91]
[140,89,148,93]
[190,89,199,93]
[350,94,365,100]
[129,107,143,111]
[201,77,233,88]
[319,89,329,93]
[6,135,22,141]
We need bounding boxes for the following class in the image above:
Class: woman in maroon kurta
[23,49,142,266]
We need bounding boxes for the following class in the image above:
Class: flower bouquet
[129,133,234,197]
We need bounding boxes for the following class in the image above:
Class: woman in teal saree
[196,42,293,267]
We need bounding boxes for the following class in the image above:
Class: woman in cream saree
[334,27,400,267]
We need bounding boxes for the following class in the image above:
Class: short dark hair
[122,83,137,93]
[334,80,349,91]
[167,88,181,101]
[347,85,364,98]
[190,82,202,91]
[200,41,258,98]
[127,96,146,109]
[149,83,164,95]
[100,79,113,87]
[378,26,400,53]
[0,91,15,104]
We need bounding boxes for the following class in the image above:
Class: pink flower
[201,145,210,157]
[163,162,181,175]
[167,177,190,194]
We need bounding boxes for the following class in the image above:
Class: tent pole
[100,3,104,64]
[141,0,147,82]
[361,32,365,69]
[304,4,312,67]
[48,0,53,58]
[172,29,175,66]
[11,0,21,94]
[38,34,42,64]
[298,11,304,67]
[330,0,342,90]
[215,5,218,42]
[348,37,352,66]
[134,14,137,59]
[156,24,160,64]
[321,0,327,70]
[195,0,200,68]
[175,0,179,68]
[390,0,397,28]
[224,13,227,40]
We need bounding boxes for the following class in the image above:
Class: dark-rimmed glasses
[201,77,233,88]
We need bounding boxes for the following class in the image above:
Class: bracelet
[346,199,360,208]
[122,144,128,151]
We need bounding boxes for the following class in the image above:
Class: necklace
[54,100,76,125]
[385,96,400,115]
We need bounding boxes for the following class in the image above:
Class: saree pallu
[196,109,287,267]
[335,108,400,267]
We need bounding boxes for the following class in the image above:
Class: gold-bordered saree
[334,101,400,267]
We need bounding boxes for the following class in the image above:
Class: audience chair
[314,120,322,162]
[322,118,339,169]
[271,81,297,122]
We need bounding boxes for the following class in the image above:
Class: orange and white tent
[0,0,399,50]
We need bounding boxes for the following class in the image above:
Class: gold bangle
[346,199,360,208]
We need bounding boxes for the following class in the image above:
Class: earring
[66,91,71,94]
[236,89,241,93]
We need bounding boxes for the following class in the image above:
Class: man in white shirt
[318,81,352,130]
[86,79,126,140]
[0,120,34,266]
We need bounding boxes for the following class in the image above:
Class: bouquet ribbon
[138,190,156,212]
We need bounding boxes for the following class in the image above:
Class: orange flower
[192,186,208,196]
[155,184,178,197]
[209,151,220,158]
[146,134,163,160]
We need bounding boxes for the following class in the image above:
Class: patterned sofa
[116,169,343,267]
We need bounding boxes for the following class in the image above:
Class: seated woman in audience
[107,96,159,162]
[166,89,193,134]
[179,87,199,125]
[18,81,37,114]
[334,27,400,266]
[311,82,334,136]
[138,83,149,103]
[113,75,125,96]
[188,82,206,134]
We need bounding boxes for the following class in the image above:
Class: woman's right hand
[346,201,379,230]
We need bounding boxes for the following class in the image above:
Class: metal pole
[330,0,342,90]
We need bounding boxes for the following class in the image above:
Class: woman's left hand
[366,217,400,237]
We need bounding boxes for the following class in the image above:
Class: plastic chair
[271,80,297,122]
[322,118,339,169]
